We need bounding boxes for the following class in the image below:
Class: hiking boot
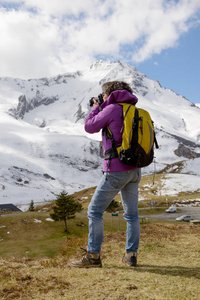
[122,252,137,267]
[70,248,102,268]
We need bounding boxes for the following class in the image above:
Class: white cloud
[132,0,200,62]
[0,0,200,78]
[0,8,65,78]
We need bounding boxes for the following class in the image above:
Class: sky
[0,0,200,104]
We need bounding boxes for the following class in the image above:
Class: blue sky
[137,25,200,104]
[0,0,200,104]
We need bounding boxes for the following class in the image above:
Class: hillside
[0,215,199,300]
[0,60,200,206]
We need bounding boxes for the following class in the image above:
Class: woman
[71,81,141,268]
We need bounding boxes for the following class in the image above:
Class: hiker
[71,81,141,268]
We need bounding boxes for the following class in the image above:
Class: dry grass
[0,223,199,300]
[1,173,200,299]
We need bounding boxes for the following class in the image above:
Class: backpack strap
[103,126,118,160]
[151,120,159,149]
[120,104,132,134]
[154,130,159,149]
[104,103,135,161]
[130,108,139,148]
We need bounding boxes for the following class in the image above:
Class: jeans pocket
[130,169,141,183]
[108,172,127,189]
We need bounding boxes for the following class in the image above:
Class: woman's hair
[102,81,133,96]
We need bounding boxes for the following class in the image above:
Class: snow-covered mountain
[0,60,200,206]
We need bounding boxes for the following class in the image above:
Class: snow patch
[34,219,42,223]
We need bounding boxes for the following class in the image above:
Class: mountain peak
[0,60,200,205]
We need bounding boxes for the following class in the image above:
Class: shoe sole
[121,258,137,267]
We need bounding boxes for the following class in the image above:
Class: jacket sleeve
[85,105,113,134]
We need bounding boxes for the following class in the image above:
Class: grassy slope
[0,172,200,300]
[0,213,200,299]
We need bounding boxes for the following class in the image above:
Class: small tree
[29,200,35,211]
[50,190,83,233]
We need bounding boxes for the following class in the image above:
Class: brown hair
[102,81,133,96]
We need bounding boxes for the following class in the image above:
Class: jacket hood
[101,90,138,109]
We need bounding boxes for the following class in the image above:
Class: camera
[89,94,104,107]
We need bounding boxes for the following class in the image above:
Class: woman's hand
[92,98,99,107]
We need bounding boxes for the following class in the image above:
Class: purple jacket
[85,90,138,172]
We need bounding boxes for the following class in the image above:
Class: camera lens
[89,98,95,107]
[89,94,103,107]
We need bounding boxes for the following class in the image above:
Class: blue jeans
[87,169,141,254]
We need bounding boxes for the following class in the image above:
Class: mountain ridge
[0,60,200,205]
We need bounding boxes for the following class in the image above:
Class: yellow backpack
[104,103,159,168]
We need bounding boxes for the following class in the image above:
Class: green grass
[0,210,171,259]
[0,213,73,258]
[0,212,128,258]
